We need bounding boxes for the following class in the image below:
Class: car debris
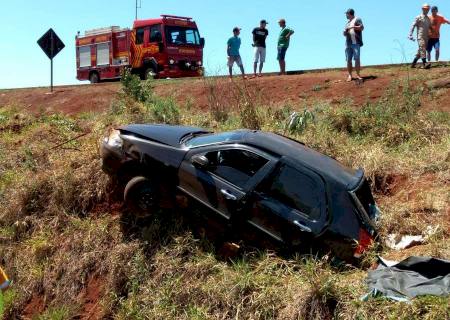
[101,124,381,263]
[385,225,440,250]
[363,256,450,302]
[385,234,425,251]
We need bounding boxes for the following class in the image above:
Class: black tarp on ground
[364,256,450,302]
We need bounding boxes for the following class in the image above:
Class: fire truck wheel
[144,67,157,80]
[89,72,100,84]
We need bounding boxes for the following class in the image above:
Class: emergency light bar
[161,14,193,21]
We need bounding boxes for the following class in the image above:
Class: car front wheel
[124,176,159,217]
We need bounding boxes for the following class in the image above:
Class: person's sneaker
[424,63,431,69]
[346,75,353,82]
[411,63,417,68]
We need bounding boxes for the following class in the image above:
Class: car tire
[124,176,159,217]
[89,72,100,84]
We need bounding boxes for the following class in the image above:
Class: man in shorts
[277,19,294,75]
[227,27,246,80]
[427,6,450,62]
[252,19,269,78]
[343,8,364,82]
[409,4,432,68]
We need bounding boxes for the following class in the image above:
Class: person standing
[409,4,432,68]
[252,20,269,78]
[427,6,450,62]
[277,19,294,75]
[227,27,246,80]
[343,8,364,82]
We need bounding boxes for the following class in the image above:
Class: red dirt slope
[1,66,450,114]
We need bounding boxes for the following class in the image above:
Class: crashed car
[101,124,380,262]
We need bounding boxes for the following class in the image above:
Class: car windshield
[165,26,200,45]
[184,132,243,148]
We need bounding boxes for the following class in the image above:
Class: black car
[101,124,380,262]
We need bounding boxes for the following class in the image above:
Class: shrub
[238,100,261,130]
[204,77,229,123]
[285,109,315,134]
[146,97,181,125]
[120,69,153,103]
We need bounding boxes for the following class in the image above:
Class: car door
[247,157,328,245]
[146,24,164,62]
[178,145,276,223]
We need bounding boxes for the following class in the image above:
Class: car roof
[241,131,362,189]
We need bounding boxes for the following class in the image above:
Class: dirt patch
[77,276,105,320]
[155,72,391,111]
[372,173,409,196]
[22,294,46,319]
[0,84,120,115]
[2,66,450,115]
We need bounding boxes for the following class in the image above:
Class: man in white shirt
[343,8,364,82]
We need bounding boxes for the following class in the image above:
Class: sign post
[37,28,65,93]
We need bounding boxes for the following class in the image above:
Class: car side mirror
[200,37,205,48]
[191,155,209,168]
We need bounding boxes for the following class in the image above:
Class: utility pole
[135,0,142,20]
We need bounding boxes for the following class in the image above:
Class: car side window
[263,164,325,220]
[135,28,144,44]
[203,149,268,188]
[149,25,161,42]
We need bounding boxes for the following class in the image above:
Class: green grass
[0,71,449,319]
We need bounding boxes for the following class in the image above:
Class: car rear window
[263,164,325,220]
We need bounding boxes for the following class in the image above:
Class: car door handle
[221,189,237,201]
[293,220,312,233]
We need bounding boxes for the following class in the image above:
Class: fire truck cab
[76,15,204,83]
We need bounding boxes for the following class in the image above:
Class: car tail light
[354,228,374,258]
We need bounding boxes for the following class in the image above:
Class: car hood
[119,124,210,148]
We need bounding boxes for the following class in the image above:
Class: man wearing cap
[252,20,269,78]
[427,6,450,62]
[227,27,246,80]
[343,8,364,82]
[409,4,432,68]
[277,19,294,75]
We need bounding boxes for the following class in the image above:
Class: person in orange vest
[427,6,450,62]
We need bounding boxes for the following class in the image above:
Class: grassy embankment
[0,69,449,319]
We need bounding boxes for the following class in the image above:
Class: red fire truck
[76,15,205,83]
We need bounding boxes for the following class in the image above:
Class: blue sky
[1,0,450,89]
